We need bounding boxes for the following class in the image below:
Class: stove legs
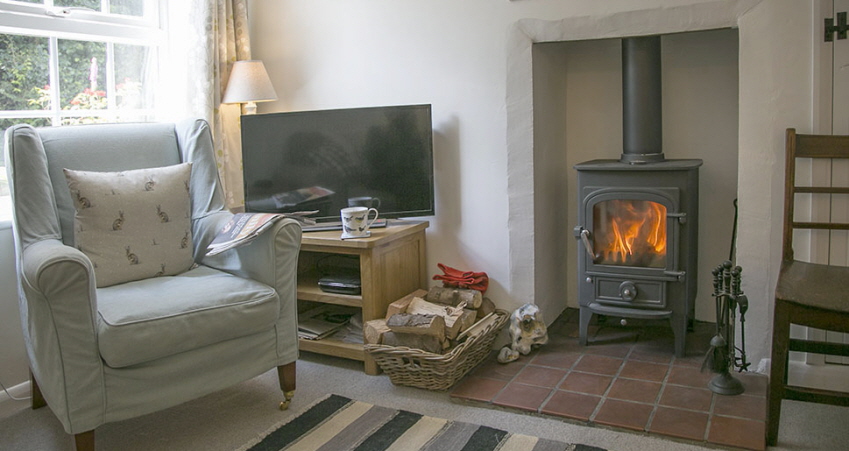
[578,307,593,346]
[578,305,687,358]
[670,309,687,358]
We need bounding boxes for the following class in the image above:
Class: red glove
[432,263,489,293]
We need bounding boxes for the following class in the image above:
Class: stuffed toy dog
[498,303,548,363]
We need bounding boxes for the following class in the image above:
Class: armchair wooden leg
[74,430,94,451]
[29,370,46,410]
[277,362,296,410]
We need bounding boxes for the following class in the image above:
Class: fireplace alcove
[506,19,740,340]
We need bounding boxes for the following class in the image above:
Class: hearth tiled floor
[450,309,767,451]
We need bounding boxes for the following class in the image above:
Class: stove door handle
[579,228,596,260]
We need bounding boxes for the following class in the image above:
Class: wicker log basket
[365,309,509,390]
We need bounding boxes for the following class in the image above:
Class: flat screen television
[241,104,434,223]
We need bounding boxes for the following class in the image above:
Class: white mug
[340,206,379,239]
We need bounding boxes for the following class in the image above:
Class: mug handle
[363,208,379,231]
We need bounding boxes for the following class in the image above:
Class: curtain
[177,0,251,210]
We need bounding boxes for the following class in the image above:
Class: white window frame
[0,0,165,125]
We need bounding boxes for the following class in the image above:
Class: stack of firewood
[364,287,497,354]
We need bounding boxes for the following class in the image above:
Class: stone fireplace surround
[505,0,815,367]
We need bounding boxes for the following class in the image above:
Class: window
[0,0,164,220]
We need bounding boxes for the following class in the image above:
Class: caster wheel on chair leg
[279,390,295,410]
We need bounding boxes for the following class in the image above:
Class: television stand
[297,220,428,374]
[301,218,388,232]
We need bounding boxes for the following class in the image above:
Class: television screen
[241,104,434,222]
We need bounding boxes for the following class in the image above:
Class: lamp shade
[222,60,278,104]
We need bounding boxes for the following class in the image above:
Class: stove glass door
[592,199,667,268]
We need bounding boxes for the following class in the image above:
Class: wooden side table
[297,220,428,374]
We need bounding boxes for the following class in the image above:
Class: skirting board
[0,380,30,420]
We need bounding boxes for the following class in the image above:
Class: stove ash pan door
[575,187,684,309]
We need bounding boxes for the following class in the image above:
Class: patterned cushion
[64,163,194,287]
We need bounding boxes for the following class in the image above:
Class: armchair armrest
[20,239,105,434]
[200,218,302,292]
[201,219,302,362]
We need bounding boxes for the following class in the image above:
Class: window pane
[54,0,102,12]
[0,34,49,111]
[57,39,107,120]
[109,0,145,16]
[114,43,153,113]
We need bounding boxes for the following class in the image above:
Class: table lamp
[222,60,278,115]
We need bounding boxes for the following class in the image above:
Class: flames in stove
[593,200,667,267]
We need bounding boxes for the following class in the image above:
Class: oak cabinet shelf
[296,220,428,374]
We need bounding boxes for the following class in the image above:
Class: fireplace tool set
[703,260,750,395]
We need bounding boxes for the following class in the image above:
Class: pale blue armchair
[4,119,301,451]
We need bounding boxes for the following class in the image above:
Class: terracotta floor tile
[574,354,623,376]
[492,382,552,413]
[588,328,640,348]
[584,343,633,358]
[618,360,670,382]
[559,371,612,396]
[540,390,601,421]
[514,365,568,388]
[450,376,508,402]
[452,309,773,450]
[658,384,713,412]
[633,336,676,354]
[530,349,581,369]
[471,358,524,381]
[667,365,713,388]
[672,353,705,368]
[713,394,766,421]
[708,415,766,451]
[628,348,674,365]
[649,406,709,441]
[738,372,768,397]
[593,399,654,431]
[607,378,662,404]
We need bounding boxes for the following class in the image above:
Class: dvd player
[317,274,361,295]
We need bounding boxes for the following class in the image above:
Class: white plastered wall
[246,0,815,366]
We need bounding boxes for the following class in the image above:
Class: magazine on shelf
[298,304,359,341]
[206,211,317,256]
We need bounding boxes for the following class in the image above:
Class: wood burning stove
[574,36,702,357]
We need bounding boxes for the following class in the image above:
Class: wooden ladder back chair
[767,128,849,446]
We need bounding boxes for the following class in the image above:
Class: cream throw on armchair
[3,119,301,449]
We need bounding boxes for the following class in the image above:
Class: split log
[382,332,445,354]
[406,297,477,340]
[424,286,482,309]
[476,297,496,320]
[386,313,445,338]
[364,319,391,344]
[385,289,428,319]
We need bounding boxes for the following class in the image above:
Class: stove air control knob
[619,281,637,302]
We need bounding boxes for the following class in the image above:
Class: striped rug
[239,394,606,451]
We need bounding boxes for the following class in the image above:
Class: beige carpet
[0,352,846,450]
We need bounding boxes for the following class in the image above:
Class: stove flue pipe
[621,36,664,163]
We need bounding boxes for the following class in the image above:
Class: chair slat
[789,338,849,356]
[795,134,849,158]
[792,222,849,230]
[794,186,849,194]
[784,385,849,406]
